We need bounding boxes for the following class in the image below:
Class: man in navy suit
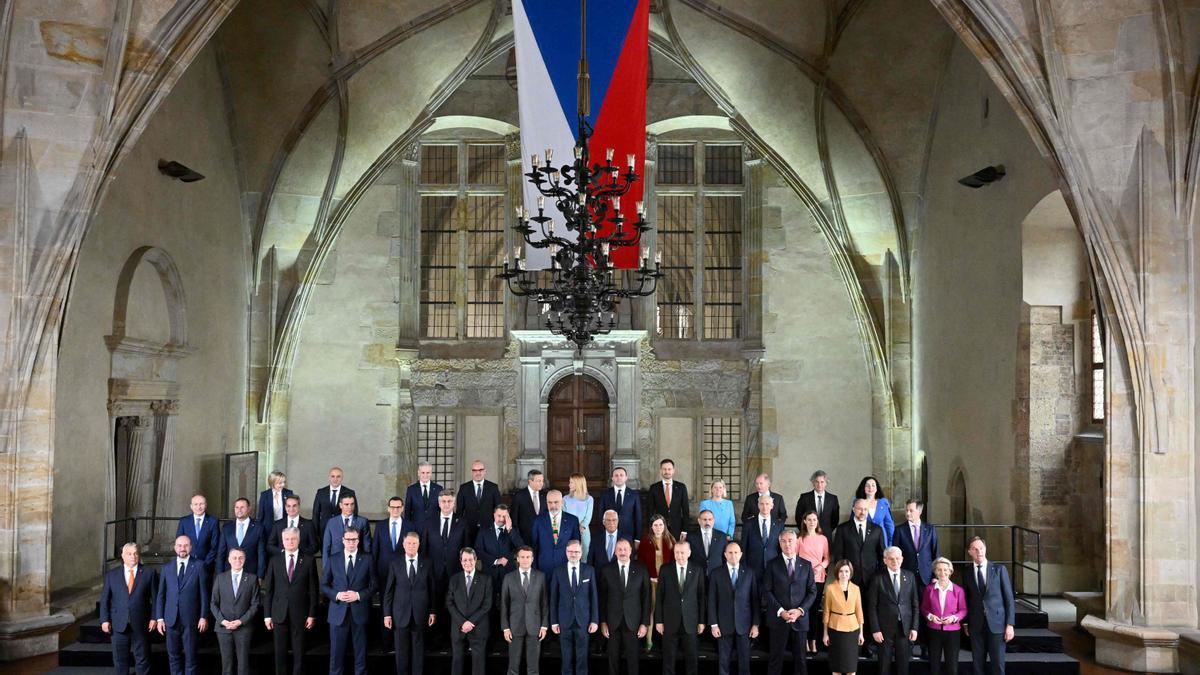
[100,542,158,675]
[456,459,501,543]
[741,494,785,577]
[533,490,581,575]
[511,469,548,546]
[268,495,319,557]
[404,462,443,528]
[475,504,523,588]
[422,490,467,647]
[708,541,760,675]
[690,510,730,575]
[374,496,416,584]
[764,530,817,675]
[964,537,1015,675]
[154,535,210,675]
[175,494,220,574]
[218,497,268,576]
[322,527,376,675]
[323,494,373,561]
[590,510,620,570]
[383,532,435,675]
[597,466,642,543]
[895,500,939,587]
[313,466,358,541]
[550,540,598,675]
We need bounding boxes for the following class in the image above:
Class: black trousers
[111,626,152,675]
[450,618,488,675]
[927,629,961,675]
[394,622,426,675]
[661,627,699,675]
[767,619,807,675]
[216,628,253,675]
[716,633,752,675]
[969,623,1005,675]
[608,625,640,675]
[878,622,912,675]
[271,618,307,675]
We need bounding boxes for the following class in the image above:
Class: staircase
[51,602,1076,674]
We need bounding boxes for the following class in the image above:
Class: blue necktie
[392,521,399,549]
[607,534,615,561]
[731,567,737,587]
[237,521,245,545]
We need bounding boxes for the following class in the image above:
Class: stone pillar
[396,143,421,348]
[124,415,156,544]
[393,348,419,494]
[151,400,180,547]
[516,353,546,487]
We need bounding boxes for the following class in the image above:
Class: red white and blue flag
[513,0,649,269]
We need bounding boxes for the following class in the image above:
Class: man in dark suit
[707,541,760,675]
[476,504,523,588]
[268,495,319,557]
[550,541,598,675]
[741,494,785,578]
[323,495,373,560]
[383,532,435,675]
[831,499,886,589]
[313,466,357,541]
[447,548,493,675]
[100,542,158,675]
[154,535,209,675]
[457,459,502,543]
[741,473,788,524]
[263,528,318,675]
[867,547,921,675]
[599,539,651,675]
[590,509,620,570]
[690,510,729,575]
[763,530,817,675]
[655,540,706,675]
[218,498,268,576]
[501,546,549,675]
[374,496,417,584]
[211,547,260,675]
[648,458,690,538]
[532,490,580,575]
[597,466,642,543]
[964,537,1015,675]
[894,499,939,587]
[322,527,375,675]
[175,494,220,574]
[511,469,548,546]
[404,461,443,528]
[422,490,467,647]
[795,470,840,538]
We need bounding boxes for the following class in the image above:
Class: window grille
[417,415,457,487]
[702,417,742,503]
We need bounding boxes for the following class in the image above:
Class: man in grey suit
[447,547,492,675]
[211,547,260,675]
[501,546,549,675]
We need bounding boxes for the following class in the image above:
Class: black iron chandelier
[497,0,661,351]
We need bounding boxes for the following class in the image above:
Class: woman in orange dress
[636,514,675,649]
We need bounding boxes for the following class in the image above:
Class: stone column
[151,400,180,547]
[124,415,156,544]
[515,352,546,487]
[396,143,421,348]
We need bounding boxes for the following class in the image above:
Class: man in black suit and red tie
[648,458,690,538]
[263,527,318,675]
[100,542,158,675]
[313,467,357,541]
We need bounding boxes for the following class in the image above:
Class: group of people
[99,461,1016,675]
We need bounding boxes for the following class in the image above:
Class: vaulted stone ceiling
[206,0,959,430]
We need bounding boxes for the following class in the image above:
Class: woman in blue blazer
[258,471,294,525]
[855,475,894,547]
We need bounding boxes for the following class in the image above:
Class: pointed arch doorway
[547,374,610,492]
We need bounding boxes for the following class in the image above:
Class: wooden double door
[547,375,610,492]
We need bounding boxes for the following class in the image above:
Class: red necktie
[665,482,672,507]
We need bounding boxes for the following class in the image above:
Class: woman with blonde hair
[562,473,594,558]
[697,479,737,537]
[257,470,292,524]
[637,513,675,648]
[823,559,865,675]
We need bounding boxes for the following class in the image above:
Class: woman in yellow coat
[823,559,865,675]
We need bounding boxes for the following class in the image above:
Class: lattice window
[654,142,745,340]
[702,417,742,503]
[418,141,508,339]
[1092,311,1105,422]
[417,415,458,487]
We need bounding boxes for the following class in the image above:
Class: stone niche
[511,330,646,487]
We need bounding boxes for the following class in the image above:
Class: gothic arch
[111,246,190,349]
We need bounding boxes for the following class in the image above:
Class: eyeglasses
[471,467,485,473]
[343,537,358,543]
[388,504,403,509]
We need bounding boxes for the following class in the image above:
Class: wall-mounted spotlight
[957,164,1005,188]
[157,160,205,183]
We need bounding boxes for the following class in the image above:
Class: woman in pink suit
[796,510,830,653]
[921,557,968,675]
